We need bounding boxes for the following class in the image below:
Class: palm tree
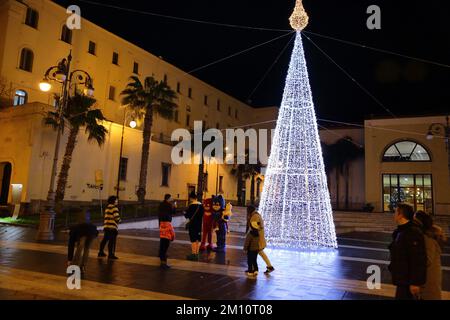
[242,162,262,205]
[321,142,332,187]
[230,164,245,206]
[230,150,261,206]
[121,76,177,203]
[328,137,364,210]
[44,91,108,204]
[189,125,211,202]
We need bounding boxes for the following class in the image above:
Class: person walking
[244,220,260,278]
[184,191,204,261]
[67,208,98,274]
[247,205,274,274]
[414,211,446,300]
[388,203,427,300]
[98,196,121,260]
[159,194,176,269]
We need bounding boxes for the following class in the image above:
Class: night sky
[53,0,450,123]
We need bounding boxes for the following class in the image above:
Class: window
[163,74,168,83]
[235,109,238,119]
[88,41,96,55]
[383,141,430,162]
[219,176,224,193]
[13,90,27,106]
[176,82,181,93]
[161,163,171,187]
[204,95,208,106]
[108,86,116,101]
[382,174,433,214]
[52,94,60,107]
[119,157,128,181]
[228,106,231,116]
[186,114,190,127]
[217,99,221,111]
[25,8,39,28]
[61,25,72,44]
[186,105,191,112]
[188,88,192,99]
[19,48,34,72]
[112,52,119,65]
[133,62,139,74]
[216,123,220,129]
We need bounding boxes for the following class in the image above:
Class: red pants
[201,214,214,248]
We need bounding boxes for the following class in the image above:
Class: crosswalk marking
[0,265,191,300]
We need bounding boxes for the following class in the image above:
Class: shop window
[382,174,433,214]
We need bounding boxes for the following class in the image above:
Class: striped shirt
[103,204,121,230]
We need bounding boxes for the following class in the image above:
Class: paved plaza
[0,225,449,300]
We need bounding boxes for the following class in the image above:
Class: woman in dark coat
[184,192,204,261]
[414,211,446,300]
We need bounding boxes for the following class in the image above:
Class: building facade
[365,115,450,216]
[0,0,278,213]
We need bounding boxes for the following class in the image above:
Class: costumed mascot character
[212,195,228,252]
[200,197,214,251]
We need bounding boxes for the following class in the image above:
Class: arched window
[25,8,39,28]
[382,141,430,162]
[61,25,72,44]
[19,48,34,72]
[13,90,27,106]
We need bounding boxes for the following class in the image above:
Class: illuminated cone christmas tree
[259,0,337,249]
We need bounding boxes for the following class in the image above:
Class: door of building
[0,163,12,205]
[382,174,433,214]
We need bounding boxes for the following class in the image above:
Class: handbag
[185,205,200,230]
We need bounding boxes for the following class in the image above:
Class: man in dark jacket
[67,208,99,273]
[388,203,427,300]
[159,194,177,222]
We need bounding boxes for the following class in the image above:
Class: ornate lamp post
[37,50,94,241]
[426,115,450,185]
[116,108,137,199]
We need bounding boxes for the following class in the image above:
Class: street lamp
[426,115,450,185]
[36,50,95,241]
[116,108,136,199]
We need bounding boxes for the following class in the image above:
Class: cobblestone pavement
[1,225,449,300]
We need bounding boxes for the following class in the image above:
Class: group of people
[67,194,446,297]
[67,196,121,272]
[389,203,447,300]
[157,191,275,277]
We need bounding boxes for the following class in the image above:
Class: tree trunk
[55,126,79,204]
[137,108,153,204]
[250,174,255,205]
[197,160,204,202]
[335,167,340,210]
[344,163,350,210]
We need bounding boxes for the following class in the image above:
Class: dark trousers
[247,250,259,273]
[395,286,415,300]
[99,228,118,256]
[159,238,171,262]
[216,221,227,249]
